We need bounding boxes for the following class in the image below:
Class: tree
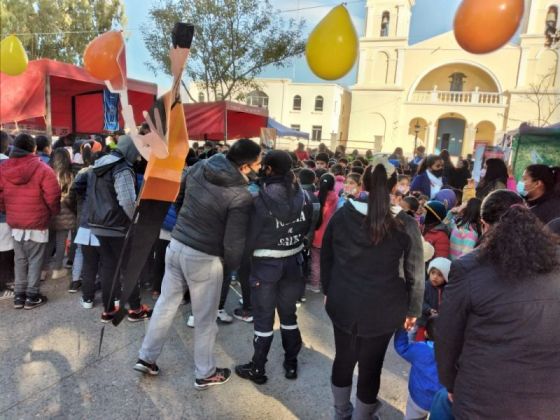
[524,70,560,127]
[142,0,305,102]
[0,0,125,64]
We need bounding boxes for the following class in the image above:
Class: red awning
[0,59,157,135]
[183,101,268,140]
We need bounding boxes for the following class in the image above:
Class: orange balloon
[454,0,524,54]
[83,31,124,80]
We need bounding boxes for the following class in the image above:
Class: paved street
[0,274,409,419]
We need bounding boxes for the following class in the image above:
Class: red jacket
[313,190,338,248]
[0,153,61,230]
[423,227,450,259]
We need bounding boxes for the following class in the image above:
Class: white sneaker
[187,314,195,328]
[0,290,15,300]
[51,268,69,280]
[80,297,93,309]
[217,309,233,324]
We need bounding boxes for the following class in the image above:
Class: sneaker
[127,304,153,322]
[194,367,231,390]
[64,260,73,268]
[51,268,69,280]
[233,307,253,323]
[14,294,25,309]
[133,359,160,376]
[305,284,321,294]
[0,290,15,301]
[217,309,233,324]
[101,309,119,323]
[186,314,195,328]
[68,280,82,293]
[283,362,298,380]
[24,295,48,310]
[80,297,93,309]
[235,362,267,385]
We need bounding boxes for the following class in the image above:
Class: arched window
[449,72,467,92]
[245,90,268,108]
[380,11,390,37]
[293,95,302,111]
[314,95,324,112]
[198,92,205,102]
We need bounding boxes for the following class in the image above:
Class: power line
[279,0,363,13]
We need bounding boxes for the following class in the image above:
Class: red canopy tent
[183,101,268,141]
[0,59,157,136]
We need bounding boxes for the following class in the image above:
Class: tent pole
[45,74,53,139]
[224,104,228,142]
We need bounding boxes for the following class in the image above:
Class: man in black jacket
[135,139,262,390]
[235,150,313,384]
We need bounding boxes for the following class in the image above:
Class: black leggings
[331,325,393,404]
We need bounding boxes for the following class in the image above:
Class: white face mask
[517,180,536,198]
[397,185,409,194]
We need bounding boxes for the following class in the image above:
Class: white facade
[188,79,351,149]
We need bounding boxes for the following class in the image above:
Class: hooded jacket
[527,192,560,225]
[248,177,313,258]
[173,154,252,272]
[321,198,425,337]
[0,148,61,230]
[423,224,450,259]
[87,137,138,236]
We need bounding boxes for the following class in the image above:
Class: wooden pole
[45,74,53,139]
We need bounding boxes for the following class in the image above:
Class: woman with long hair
[410,155,446,199]
[235,150,312,383]
[439,149,459,190]
[475,158,508,200]
[321,158,425,419]
[436,190,560,418]
[308,173,337,293]
[45,148,76,281]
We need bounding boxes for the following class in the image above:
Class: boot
[281,327,302,379]
[332,383,353,420]
[352,398,382,420]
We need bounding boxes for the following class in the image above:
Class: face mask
[480,168,487,178]
[516,180,534,198]
[397,185,409,194]
[431,169,444,178]
[247,167,260,181]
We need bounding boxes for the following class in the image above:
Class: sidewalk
[0,275,409,419]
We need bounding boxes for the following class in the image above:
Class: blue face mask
[517,181,528,197]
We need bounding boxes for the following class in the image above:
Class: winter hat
[435,189,457,210]
[428,257,452,282]
[424,200,447,225]
[298,168,316,185]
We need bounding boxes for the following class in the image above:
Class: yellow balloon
[306,5,358,80]
[0,35,28,76]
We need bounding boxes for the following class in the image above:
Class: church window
[380,12,390,37]
[449,72,467,92]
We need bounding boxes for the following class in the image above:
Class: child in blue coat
[394,316,443,420]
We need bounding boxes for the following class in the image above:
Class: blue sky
[122,0,463,89]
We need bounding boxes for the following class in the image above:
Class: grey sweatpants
[139,239,223,379]
[14,239,47,297]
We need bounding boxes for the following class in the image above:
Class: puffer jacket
[436,249,560,419]
[173,153,252,272]
[0,148,61,229]
[50,175,77,231]
[423,225,450,259]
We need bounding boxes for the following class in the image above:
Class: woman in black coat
[321,157,425,420]
[436,189,560,419]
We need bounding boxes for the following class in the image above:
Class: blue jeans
[139,239,223,379]
[250,254,304,370]
[430,388,454,420]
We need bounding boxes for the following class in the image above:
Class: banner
[103,88,120,131]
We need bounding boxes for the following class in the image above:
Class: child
[330,164,346,196]
[394,316,444,420]
[435,189,457,211]
[397,174,410,195]
[337,172,361,209]
[447,198,482,261]
[423,201,450,259]
[423,257,451,318]
[309,173,337,293]
[401,196,420,218]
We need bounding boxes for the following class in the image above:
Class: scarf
[426,170,443,199]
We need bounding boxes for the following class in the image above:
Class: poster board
[511,134,560,181]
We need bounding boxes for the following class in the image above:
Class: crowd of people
[1,131,559,419]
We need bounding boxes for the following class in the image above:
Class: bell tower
[358,0,415,86]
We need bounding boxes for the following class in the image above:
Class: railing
[411,89,506,105]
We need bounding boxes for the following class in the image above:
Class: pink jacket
[313,190,338,248]
[334,175,345,197]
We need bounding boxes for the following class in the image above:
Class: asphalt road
[0,273,410,419]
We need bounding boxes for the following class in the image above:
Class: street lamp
[413,119,421,154]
